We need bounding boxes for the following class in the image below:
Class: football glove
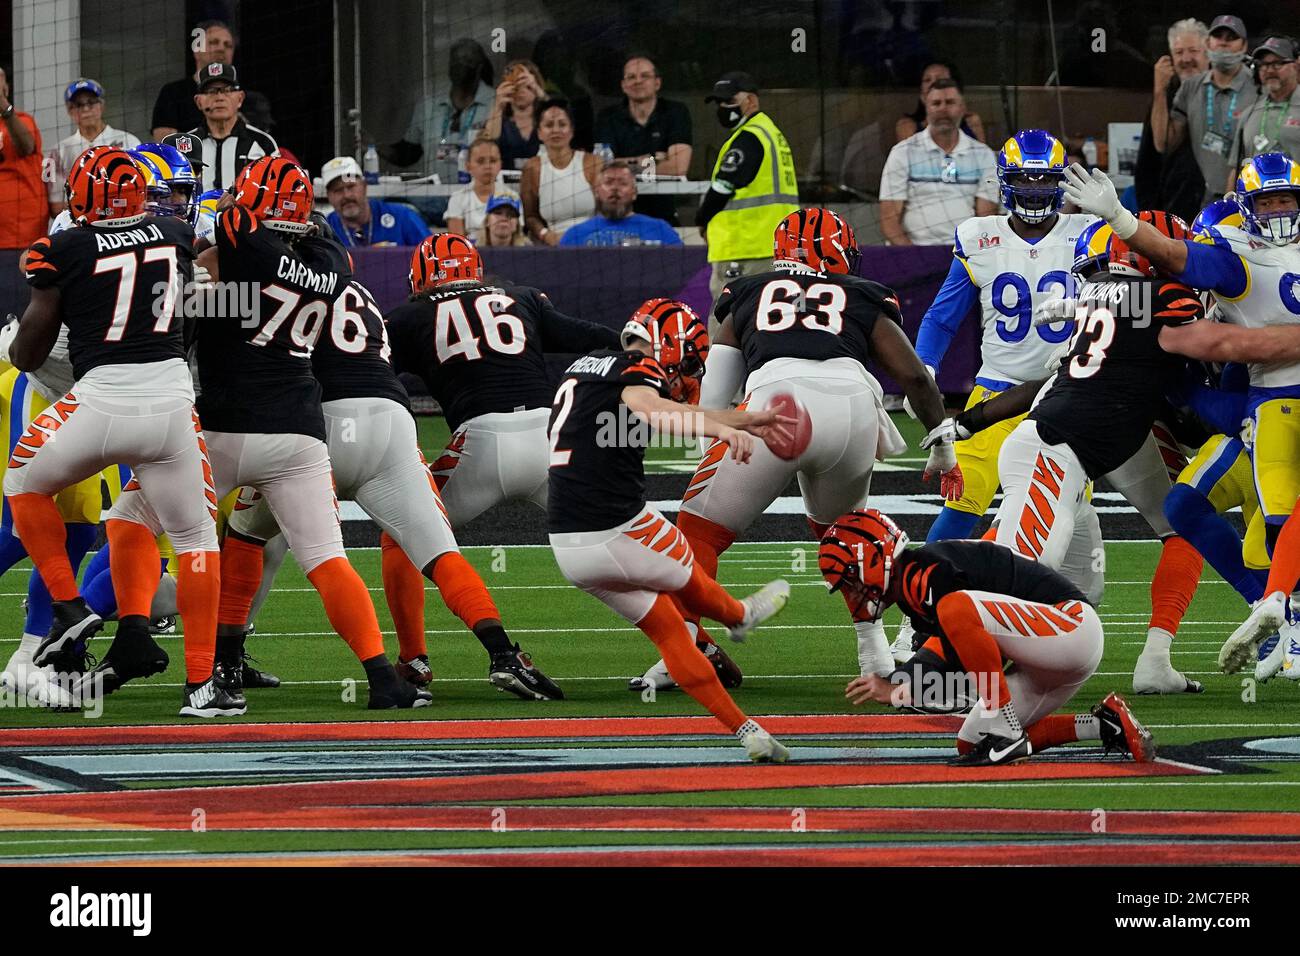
[921,418,966,502]
[903,365,936,420]
[919,416,970,449]
[1033,296,1079,327]
[191,263,213,286]
[0,315,18,366]
[1063,163,1138,238]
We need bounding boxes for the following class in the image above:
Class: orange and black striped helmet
[409,233,483,294]
[232,156,314,233]
[773,208,860,275]
[64,145,147,225]
[818,509,909,621]
[1107,209,1188,278]
[620,298,710,403]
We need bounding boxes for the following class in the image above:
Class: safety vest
[706,111,799,262]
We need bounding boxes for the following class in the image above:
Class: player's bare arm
[1159,319,1300,364]
[868,316,946,430]
[8,287,64,371]
[621,385,793,463]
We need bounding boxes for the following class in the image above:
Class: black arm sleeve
[956,378,1045,434]
[538,294,622,352]
[695,187,730,230]
[696,130,765,230]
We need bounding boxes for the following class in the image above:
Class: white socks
[1141,627,1175,663]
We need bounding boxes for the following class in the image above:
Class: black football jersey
[386,281,620,432]
[1029,275,1201,479]
[24,217,194,380]
[716,265,903,374]
[547,350,669,534]
[310,280,409,410]
[197,207,352,440]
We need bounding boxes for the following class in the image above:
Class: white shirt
[48,125,142,204]
[538,150,595,238]
[880,128,998,245]
[445,184,520,234]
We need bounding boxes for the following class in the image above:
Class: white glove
[192,263,213,286]
[0,316,18,366]
[1033,296,1079,327]
[920,417,966,502]
[1044,340,1072,372]
[1063,163,1138,239]
[903,365,936,420]
[919,417,969,449]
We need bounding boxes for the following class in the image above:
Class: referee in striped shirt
[163,63,277,192]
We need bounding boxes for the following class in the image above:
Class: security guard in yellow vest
[698,72,799,323]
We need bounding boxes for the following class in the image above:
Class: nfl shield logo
[175,136,192,154]
[208,63,223,77]
[1029,249,1039,259]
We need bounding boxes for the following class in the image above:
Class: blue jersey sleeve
[1177,238,1248,298]
[915,255,979,370]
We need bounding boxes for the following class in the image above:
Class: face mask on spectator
[1208,49,1245,71]
[717,105,743,129]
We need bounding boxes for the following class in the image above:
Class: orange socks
[638,594,746,732]
[1264,501,1300,598]
[306,556,385,662]
[8,493,77,600]
[381,531,428,660]
[1149,535,1203,635]
[177,550,221,683]
[218,534,265,628]
[106,519,162,618]
[1027,714,1080,752]
[676,512,734,580]
[673,562,745,627]
[430,551,499,630]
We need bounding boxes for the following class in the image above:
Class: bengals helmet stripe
[818,509,909,621]
[65,146,148,225]
[620,298,710,403]
[773,207,860,275]
[232,156,314,234]
[409,233,484,294]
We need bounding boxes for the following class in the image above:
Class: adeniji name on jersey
[547,350,669,534]
[1029,275,1203,479]
[953,213,1094,384]
[311,279,409,410]
[23,217,195,380]
[198,206,352,439]
[386,282,620,433]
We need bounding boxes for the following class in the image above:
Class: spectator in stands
[894,61,986,145]
[1137,18,1208,224]
[480,60,545,172]
[446,139,520,236]
[0,64,47,315]
[163,64,277,192]
[47,78,141,216]
[476,195,531,247]
[521,100,599,245]
[559,164,682,247]
[382,38,494,184]
[696,71,799,305]
[321,155,431,248]
[1158,14,1255,205]
[1228,36,1300,187]
[879,78,998,246]
[594,54,694,225]
[151,19,273,140]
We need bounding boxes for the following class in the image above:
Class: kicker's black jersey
[1029,275,1201,479]
[716,265,903,374]
[310,280,409,410]
[198,207,352,440]
[547,350,669,534]
[24,217,194,380]
[386,282,620,433]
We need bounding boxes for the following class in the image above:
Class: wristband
[1111,206,1139,240]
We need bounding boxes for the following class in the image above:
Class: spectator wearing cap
[1228,36,1300,187]
[151,19,274,140]
[0,64,46,316]
[559,163,682,247]
[593,54,693,225]
[1137,18,1209,224]
[1160,14,1256,204]
[696,71,798,306]
[47,78,141,216]
[879,78,998,246]
[476,194,530,247]
[321,156,431,248]
[163,63,277,191]
[446,139,520,236]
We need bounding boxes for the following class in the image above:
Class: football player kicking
[1063,155,1300,674]
[821,510,1154,767]
[547,302,795,762]
[646,207,961,689]
[2,146,225,713]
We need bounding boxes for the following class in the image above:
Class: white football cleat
[1255,632,1285,683]
[1278,620,1300,682]
[727,579,790,643]
[890,620,916,664]
[1220,592,1289,674]
[628,658,677,692]
[1,645,75,708]
[1133,652,1203,694]
[736,719,790,763]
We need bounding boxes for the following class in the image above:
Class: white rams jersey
[952,213,1095,385]
[1191,225,1300,389]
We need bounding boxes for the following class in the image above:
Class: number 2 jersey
[23,217,195,383]
[385,281,620,432]
[198,206,352,440]
[547,350,669,534]
[1028,274,1202,479]
[310,280,409,411]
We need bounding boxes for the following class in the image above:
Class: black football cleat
[33,598,103,671]
[76,623,170,698]
[238,653,281,689]
[1093,692,1156,763]
[949,732,1032,767]
[180,665,248,718]
[367,679,432,709]
[397,654,433,687]
[701,640,743,689]
[489,644,565,701]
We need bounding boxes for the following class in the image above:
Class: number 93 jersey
[951,213,1094,384]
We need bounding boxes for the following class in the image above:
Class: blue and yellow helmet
[128,143,199,224]
[1072,219,1113,280]
[996,129,1067,224]
[194,188,223,243]
[1191,197,1244,237]
[1235,152,1300,246]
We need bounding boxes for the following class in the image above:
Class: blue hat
[65,78,104,103]
[485,194,521,216]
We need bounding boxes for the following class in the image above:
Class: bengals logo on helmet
[409,233,484,294]
[232,156,314,234]
[64,145,148,225]
[620,298,710,404]
[773,208,861,275]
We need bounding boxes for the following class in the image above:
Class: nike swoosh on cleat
[987,740,1023,762]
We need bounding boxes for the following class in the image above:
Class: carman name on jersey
[94,223,164,251]
[276,257,338,294]
[567,354,617,377]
